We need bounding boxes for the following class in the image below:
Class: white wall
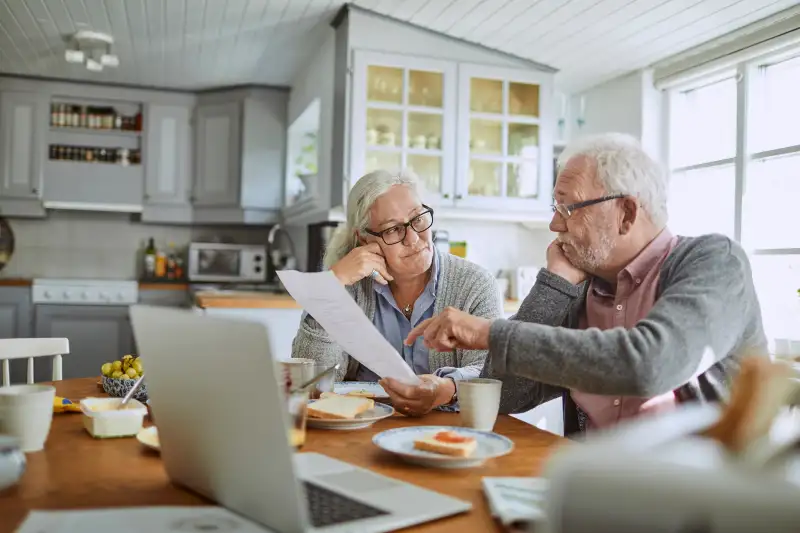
[567,69,665,163]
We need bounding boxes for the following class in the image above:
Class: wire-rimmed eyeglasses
[364,205,434,245]
[551,194,625,218]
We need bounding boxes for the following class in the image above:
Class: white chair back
[0,338,69,386]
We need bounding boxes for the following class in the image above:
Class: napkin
[53,396,82,414]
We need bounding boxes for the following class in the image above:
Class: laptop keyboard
[302,481,389,528]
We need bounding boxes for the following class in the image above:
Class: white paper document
[16,507,274,533]
[481,477,548,528]
[277,270,420,385]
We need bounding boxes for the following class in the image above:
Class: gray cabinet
[33,305,133,381]
[193,101,241,206]
[0,91,45,199]
[0,287,33,384]
[145,104,192,206]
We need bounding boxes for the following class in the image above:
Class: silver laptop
[129,305,471,533]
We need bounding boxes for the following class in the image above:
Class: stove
[32,279,138,305]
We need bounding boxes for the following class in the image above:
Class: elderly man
[391,132,767,435]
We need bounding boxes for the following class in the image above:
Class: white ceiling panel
[0,0,794,93]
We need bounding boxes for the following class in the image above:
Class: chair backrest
[0,338,69,386]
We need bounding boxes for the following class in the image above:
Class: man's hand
[404,307,492,351]
[546,239,588,285]
[379,375,455,416]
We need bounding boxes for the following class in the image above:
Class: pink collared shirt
[570,229,679,430]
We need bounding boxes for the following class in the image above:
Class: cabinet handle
[443,193,450,199]
[31,188,38,195]
[143,193,150,200]
[455,194,463,200]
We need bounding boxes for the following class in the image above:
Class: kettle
[0,435,25,492]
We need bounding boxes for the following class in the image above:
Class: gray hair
[557,133,669,227]
[323,169,423,268]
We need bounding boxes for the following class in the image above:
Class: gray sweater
[482,234,768,434]
[292,252,503,382]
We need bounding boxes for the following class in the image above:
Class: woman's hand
[379,375,455,416]
[330,243,394,285]
[405,307,492,351]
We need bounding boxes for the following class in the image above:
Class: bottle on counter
[166,242,177,280]
[155,248,167,279]
[144,238,157,279]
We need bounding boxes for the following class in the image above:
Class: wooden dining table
[0,377,567,533]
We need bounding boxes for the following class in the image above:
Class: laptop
[129,305,471,533]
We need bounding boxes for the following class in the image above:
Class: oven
[187,242,267,283]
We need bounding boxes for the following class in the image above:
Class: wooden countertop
[195,291,302,309]
[504,299,522,315]
[0,278,32,286]
[138,281,189,291]
[0,377,565,533]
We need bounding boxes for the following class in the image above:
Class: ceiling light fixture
[64,30,119,73]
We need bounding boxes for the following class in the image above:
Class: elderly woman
[291,169,502,416]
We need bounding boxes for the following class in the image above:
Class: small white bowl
[80,397,147,439]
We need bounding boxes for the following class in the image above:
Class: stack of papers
[278,270,420,385]
[16,507,274,533]
[482,477,549,528]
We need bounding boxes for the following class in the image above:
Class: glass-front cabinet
[349,51,553,216]
[351,51,456,204]
[456,64,553,210]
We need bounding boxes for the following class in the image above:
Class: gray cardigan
[482,234,768,434]
[292,251,503,382]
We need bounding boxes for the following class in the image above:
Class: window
[668,52,800,350]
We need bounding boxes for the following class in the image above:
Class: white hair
[557,133,668,227]
[322,169,423,268]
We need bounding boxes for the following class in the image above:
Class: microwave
[187,242,267,283]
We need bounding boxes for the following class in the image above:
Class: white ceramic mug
[280,359,316,391]
[458,378,502,432]
[0,384,56,453]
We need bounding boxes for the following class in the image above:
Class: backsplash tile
[1,211,270,280]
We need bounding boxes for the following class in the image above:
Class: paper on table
[278,270,420,385]
[16,507,275,533]
[481,477,548,527]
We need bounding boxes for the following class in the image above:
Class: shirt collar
[589,228,674,298]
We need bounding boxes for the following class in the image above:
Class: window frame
[666,51,800,255]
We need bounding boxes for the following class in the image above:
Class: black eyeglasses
[364,205,434,245]
[551,194,625,219]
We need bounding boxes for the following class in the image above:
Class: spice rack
[50,102,142,133]
[48,145,141,165]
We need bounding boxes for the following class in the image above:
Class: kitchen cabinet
[191,88,288,224]
[33,305,133,382]
[193,101,241,206]
[346,51,554,220]
[0,287,34,384]
[144,104,193,206]
[350,51,457,205]
[0,91,46,217]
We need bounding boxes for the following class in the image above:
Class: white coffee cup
[0,384,56,453]
[458,378,502,432]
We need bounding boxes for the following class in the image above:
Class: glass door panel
[407,154,442,194]
[507,160,538,198]
[409,70,443,108]
[365,151,402,174]
[367,66,403,104]
[470,78,503,113]
[470,119,502,155]
[508,123,539,157]
[508,82,540,117]
[468,160,502,197]
[407,112,442,150]
[366,108,403,148]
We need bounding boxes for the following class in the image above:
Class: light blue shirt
[355,251,478,391]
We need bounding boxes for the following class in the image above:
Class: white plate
[333,381,389,400]
[306,400,394,430]
[373,426,514,469]
[136,426,160,452]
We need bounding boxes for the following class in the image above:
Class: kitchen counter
[138,281,189,291]
[0,278,32,286]
[195,291,302,310]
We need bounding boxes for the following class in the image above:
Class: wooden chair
[0,338,70,386]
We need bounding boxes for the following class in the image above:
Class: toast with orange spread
[413,430,477,457]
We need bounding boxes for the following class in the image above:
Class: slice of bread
[307,395,375,420]
[320,390,376,400]
[413,431,478,458]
